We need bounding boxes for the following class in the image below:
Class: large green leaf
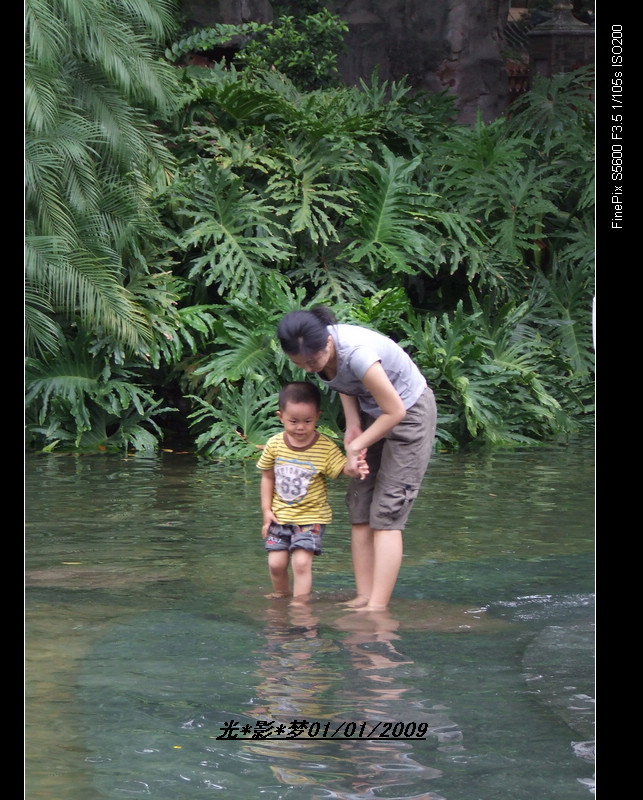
[178,164,294,297]
[344,148,429,274]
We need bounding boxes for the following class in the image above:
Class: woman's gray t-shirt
[319,324,427,418]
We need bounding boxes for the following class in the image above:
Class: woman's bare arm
[343,362,406,467]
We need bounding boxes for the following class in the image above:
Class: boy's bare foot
[264,591,291,599]
[339,595,369,609]
[289,595,311,607]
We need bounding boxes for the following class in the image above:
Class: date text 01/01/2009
[216,719,430,740]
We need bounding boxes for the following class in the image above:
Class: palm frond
[25,235,153,351]
[25,335,171,452]
[24,284,63,357]
[25,0,179,356]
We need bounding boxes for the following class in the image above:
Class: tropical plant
[155,59,594,457]
[176,163,295,299]
[505,66,595,153]
[25,334,173,453]
[166,6,348,92]
[188,380,282,459]
[25,0,594,455]
[399,295,573,448]
[162,64,476,307]
[24,0,205,453]
[177,276,352,458]
[25,0,181,357]
[526,259,595,377]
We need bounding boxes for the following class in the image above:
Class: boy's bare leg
[266,550,291,598]
[290,548,314,600]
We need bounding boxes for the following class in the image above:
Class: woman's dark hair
[277,307,336,356]
[279,381,321,411]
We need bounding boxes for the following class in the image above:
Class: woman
[277,307,437,610]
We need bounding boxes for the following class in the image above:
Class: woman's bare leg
[363,529,403,610]
[343,523,374,607]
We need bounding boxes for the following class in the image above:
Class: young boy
[258,381,368,601]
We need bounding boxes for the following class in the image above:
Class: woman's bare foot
[264,591,291,600]
[339,595,369,609]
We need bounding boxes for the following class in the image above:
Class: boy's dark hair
[278,381,322,411]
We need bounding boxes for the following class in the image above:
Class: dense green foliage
[25,0,595,457]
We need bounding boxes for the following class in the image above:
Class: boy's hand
[261,510,280,539]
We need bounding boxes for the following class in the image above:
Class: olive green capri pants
[345,387,437,531]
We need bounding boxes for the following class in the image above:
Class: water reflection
[243,600,448,799]
[332,608,449,799]
[25,441,595,799]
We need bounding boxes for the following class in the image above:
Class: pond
[25,437,595,799]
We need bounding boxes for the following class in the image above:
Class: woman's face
[288,337,332,374]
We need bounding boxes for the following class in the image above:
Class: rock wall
[180,0,273,27]
[179,0,512,123]
[326,0,511,123]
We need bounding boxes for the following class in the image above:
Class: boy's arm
[260,468,280,539]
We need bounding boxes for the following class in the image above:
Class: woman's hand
[347,363,406,454]
[355,448,369,480]
[344,447,369,480]
[345,443,369,478]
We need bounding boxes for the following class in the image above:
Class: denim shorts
[345,387,437,531]
[264,522,326,556]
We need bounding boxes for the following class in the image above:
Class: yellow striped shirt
[257,432,347,524]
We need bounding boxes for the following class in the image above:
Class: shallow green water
[25,438,595,799]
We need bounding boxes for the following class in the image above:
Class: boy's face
[278,401,321,447]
